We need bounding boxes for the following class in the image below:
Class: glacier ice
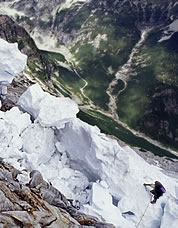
[0,83,176,228]
[18,83,79,127]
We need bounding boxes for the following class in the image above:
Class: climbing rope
[135,201,150,228]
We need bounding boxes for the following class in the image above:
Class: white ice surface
[18,83,79,127]
[0,38,27,83]
[21,123,55,164]
[160,198,178,228]
[0,81,178,228]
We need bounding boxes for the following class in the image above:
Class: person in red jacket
[144,181,166,204]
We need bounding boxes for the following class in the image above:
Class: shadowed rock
[0,160,115,227]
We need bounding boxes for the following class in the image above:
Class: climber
[144,181,166,204]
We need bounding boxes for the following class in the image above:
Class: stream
[106,29,150,119]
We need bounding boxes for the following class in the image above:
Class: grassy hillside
[117,30,178,149]
[68,4,140,110]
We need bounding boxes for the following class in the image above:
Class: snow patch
[56,61,73,71]
[30,29,74,62]
[158,19,178,42]
[89,34,107,49]
[59,0,89,11]
[107,66,115,75]
[0,2,25,17]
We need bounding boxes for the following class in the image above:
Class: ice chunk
[37,94,79,127]
[18,83,47,118]
[18,83,79,127]
[160,198,178,228]
[2,107,31,134]
[88,182,134,228]
[21,123,55,164]
[0,38,27,83]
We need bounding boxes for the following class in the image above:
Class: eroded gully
[106,29,151,120]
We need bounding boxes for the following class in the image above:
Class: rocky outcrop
[0,15,54,80]
[139,85,178,148]
[0,15,38,57]
[0,159,114,227]
[5,0,177,45]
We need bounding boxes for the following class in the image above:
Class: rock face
[0,15,38,57]
[0,159,114,227]
[3,0,177,45]
[0,15,55,81]
[139,86,178,148]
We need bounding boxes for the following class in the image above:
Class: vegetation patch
[54,8,70,26]
[117,77,151,128]
[117,29,178,150]
[63,6,91,32]
[57,66,85,94]
[112,79,125,95]
[70,8,140,110]
[40,50,66,63]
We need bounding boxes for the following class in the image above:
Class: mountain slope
[0,15,84,99]
[1,0,178,150]
[118,23,178,149]
[0,37,178,228]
